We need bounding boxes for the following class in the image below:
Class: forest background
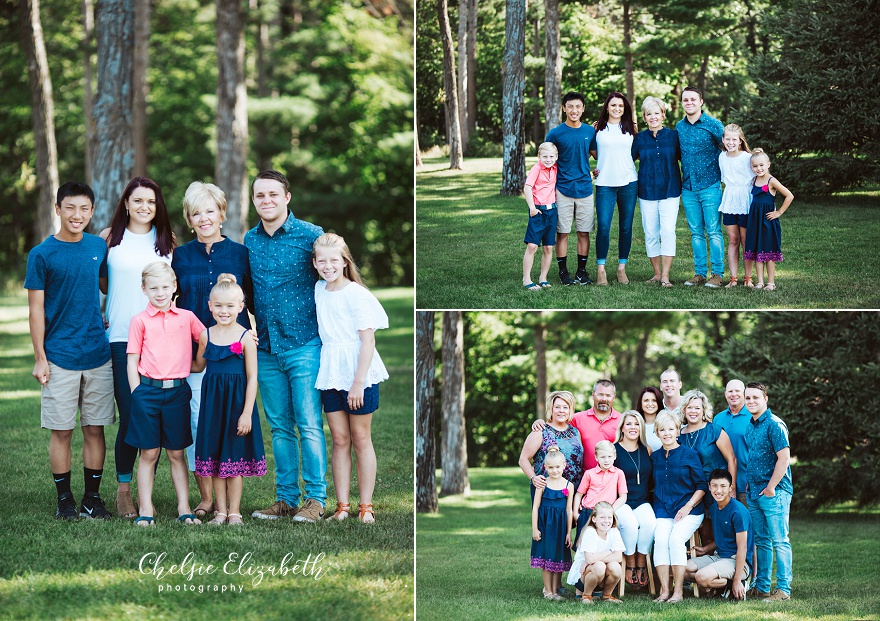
[2,0,414,288]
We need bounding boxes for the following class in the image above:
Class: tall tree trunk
[251,0,272,172]
[439,0,463,169]
[416,312,438,512]
[534,311,547,420]
[82,0,95,185]
[440,311,469,496]
[500,0,525,195]
[456,0,469,151]
[132,0,149,177]
[215,0,249,241]
[19,0,60,239]
[631,329,650,401]
[622,0,634,107]
[466,0,477,138]
[543,0,561,133]
[698,55,709,97]
[531,17,541,145]
[92,0,134,229]
[415,112,423,168]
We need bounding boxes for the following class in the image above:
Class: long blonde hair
[723,123,751,153]
[614,410,648,447]
[313,233,364,287]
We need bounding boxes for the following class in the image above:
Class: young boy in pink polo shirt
[523,142,559,291]
[126,262,205,526]
[573,441,628,547]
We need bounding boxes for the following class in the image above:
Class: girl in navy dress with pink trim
[531,446,574,601]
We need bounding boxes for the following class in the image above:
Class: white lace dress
[718,151,754,215]
[314,280,389,390]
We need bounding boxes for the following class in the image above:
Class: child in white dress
[718,124,753,287]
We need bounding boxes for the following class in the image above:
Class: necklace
[622,445,641,485]
[683,425,702,450]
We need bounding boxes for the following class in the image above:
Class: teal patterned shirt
[676,112,724,191]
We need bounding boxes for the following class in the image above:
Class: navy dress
[530,487,572,572]
[743,178,783,262]
[195,330,267,478]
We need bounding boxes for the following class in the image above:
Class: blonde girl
[567,501,625,604]
[743,149,795,290]
[192,274,266,525]
[531,446,574,601]
[313,233,389,523]
[718,124,753,287]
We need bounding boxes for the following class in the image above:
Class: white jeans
[640,196,680,257]
[653,514,703,566]
[185,370,205,472]
[616,502,657,555]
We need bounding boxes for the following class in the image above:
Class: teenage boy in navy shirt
[25,182,115,520]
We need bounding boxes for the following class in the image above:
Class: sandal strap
[358,503,374,515]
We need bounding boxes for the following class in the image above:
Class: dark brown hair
[595,92,637,135]
[106,177,175,256]
[251,170,290,196]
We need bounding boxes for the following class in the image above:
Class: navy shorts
[722,212,749,228]
[321,384,380,415]
[125,382,193,450]
[524,205,558,247]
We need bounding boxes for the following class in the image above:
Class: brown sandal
[326,501,351,521]
[358,503,375,523]
[116,488,137,519]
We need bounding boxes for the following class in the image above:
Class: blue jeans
[749,489,792,594]
[595,181,638,264]
[257,339,327,506]
[110,342,138,481]
[681,182,724,277]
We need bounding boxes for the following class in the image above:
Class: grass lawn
[416,467,880,621]
[416,157,880,309]
[0,289,414,620]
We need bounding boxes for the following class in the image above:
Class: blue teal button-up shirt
[631,127,682,200]
[651,444,707,519]
[714,406,751,493]
[244,211,324,353]
[744,408,793,501]
[676,112,724,191]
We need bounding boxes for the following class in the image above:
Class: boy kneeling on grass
[684,468,754,600]
[522,142,559,292]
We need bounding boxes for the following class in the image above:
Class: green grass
[416,467,880,621]
[416,157,880,309]
[0,289,414,620]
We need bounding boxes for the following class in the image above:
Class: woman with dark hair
[590,92,639,286]
[635,386,664,451]
[99,177,176,519]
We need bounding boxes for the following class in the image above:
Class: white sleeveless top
[594,124,638,187]
[105,227,172,343]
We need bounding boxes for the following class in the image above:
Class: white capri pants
[616,502,657,555]
[640,196,680,257]
[653,514,703,566]
[185,370,205,472]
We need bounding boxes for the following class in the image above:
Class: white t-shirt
[594,124,638,187]
[718,151,754,215]
[105,227,172,343]
[314,280,390,391]
[644,421,663,451]
[568,526,626,584]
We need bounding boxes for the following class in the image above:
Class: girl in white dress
[313,233,389,523]
[718,125,753,287]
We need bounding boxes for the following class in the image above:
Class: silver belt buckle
[162,379,175,389]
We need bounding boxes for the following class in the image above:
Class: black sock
[577,255,588,274]
[84,467,103,496]
[53,470,72,499]
[557,257,568,273]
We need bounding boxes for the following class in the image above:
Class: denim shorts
[125,382,192,450]
[524,205,558,246]
[321,383,380,415]
[722,212,749,228]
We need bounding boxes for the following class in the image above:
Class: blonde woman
[519,391,584,491]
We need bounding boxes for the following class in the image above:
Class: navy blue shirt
[545,122,596,198]
[709,498,754,573]
[676,112,724,191]
[244,211,323,353]
[631,127,682,200]
[24,234,111,370]
[651,444,707,519]
[615,443,653,508]
[745,408,793,501]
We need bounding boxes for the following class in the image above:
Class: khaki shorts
[691,554,751,581]
[555,191,596,234]
[41,360,116,430]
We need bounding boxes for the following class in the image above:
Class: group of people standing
[26,170,389,527]
[519,372,793,604]
[521,87,795,291]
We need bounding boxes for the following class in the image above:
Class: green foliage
[717,312,880,511]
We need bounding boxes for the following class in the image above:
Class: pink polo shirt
[525,162,558,206]
[577,465,628,509]
[127,302,205,379]
[572,407,622,470]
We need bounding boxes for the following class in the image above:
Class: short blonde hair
[681,389,714,422]
[141,261,176,285]
[750,147,770,164]
[544,445,566,468]
[615,410,648,447]
[594,440,615,458]
[210,273,244,303]
[544,390,576,423]
[642,96,668,118]
[183,181,227,224]
[654,411,681,434]
[537,141,558,156]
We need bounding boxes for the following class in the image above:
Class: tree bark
[534,311,547,420]
[19,0,60,239]
[82,0,95,185]
[415,112,423,168]
[531,18,541,145]
[416,312,438,513]
[500,0,526,195]
[215,0,249,241]
[439,0,463,169]
[440,311,469,496]
[251,0,272,172]
[92,0,134,229]
[622,0,634,107]
[456,0,469,151]
[466,0,477,138]
[132,0,149,177]
[543,0,561,133]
